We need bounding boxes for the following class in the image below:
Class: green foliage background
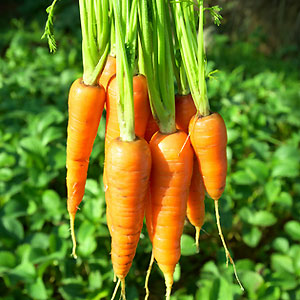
[0,1,300,299]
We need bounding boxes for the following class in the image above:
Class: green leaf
[271,254,294,274]
[265,180,281,203]
[270,272,298,291]
[42,189,61,215]
[173,263,181,282]
[2,217,24,241]
[0,153,16,167]
[77,221,95,243]
[0,251,17,270]
[232,170,256,185]
[284,221,300,241]
[26,277,48,300]
[240,270,263,292]
[9,262,36,283]
[78,235,97,257]
[272,161,299,178]
[251,211,277,227]
[242,226,262,247]
[273,192,292,208]
[41,127,62,146]
[0,168,13,181]
[180,234,198,256]
[28,233,49,250]
[272,237,289,253]
[88,270,103,291]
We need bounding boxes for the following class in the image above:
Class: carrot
[65,0,109,259]
[175,94,205,248]
[189,113,227,200]
[67,78,105,258]
[144,114,159,143]
[98,55,116,90]
[187,159,205,248]
[175,93,196,133]
[149,130,193,298]
[105,74,150,153]
[105,137,151,283]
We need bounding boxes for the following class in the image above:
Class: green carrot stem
[173,1,209,116]
[112,0,136,141]
[79,0,110,86]
[138,0,176,134]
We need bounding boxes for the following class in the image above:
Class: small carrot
[67,78,105,258]
[144,114,159,143]
[98,55,116,91]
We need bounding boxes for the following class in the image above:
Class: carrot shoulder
[67,78,105,258]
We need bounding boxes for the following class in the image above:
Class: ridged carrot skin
[105,137,151,279]
[149,130,193,291]
[66,79,105,257]
[175,94,196,133]
[105,74,150,153]
[189,112,227,200]
[144,114,159,143]
[98,55,116,90]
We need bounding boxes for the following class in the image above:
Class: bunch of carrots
[43,0,244,299]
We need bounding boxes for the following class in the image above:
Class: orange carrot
[105,74,150,153]
[144,114,159,143]
[105,137,151,282]
[175,94,205,248]
[186,159,205,248]
[98,55,117,91]
[189,112,227,201]
[149,130,193,297]
[67,78,105,258]
[175,93,196,133]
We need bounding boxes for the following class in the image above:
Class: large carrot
[139,0,193,298]
[150,130,193,297]
[105,1,150,298]
[105,138,151,281]
[66,0,109,258]
[173,0,243,290]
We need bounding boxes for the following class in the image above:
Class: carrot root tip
[69,213,77,259]
[195,227,201,253]
[110,278,121,300]
[214,200,244,291]
[164,274,173,300]
[120,278,126,300]
[144,252,155,300]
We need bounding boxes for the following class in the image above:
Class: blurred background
[0,0,300,299]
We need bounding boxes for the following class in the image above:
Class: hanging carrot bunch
[43,0,245,298]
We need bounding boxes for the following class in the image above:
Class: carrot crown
[138,0,176,134]
[112,0,138,141]
[172,0,222,116]
[79,0,110,85]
